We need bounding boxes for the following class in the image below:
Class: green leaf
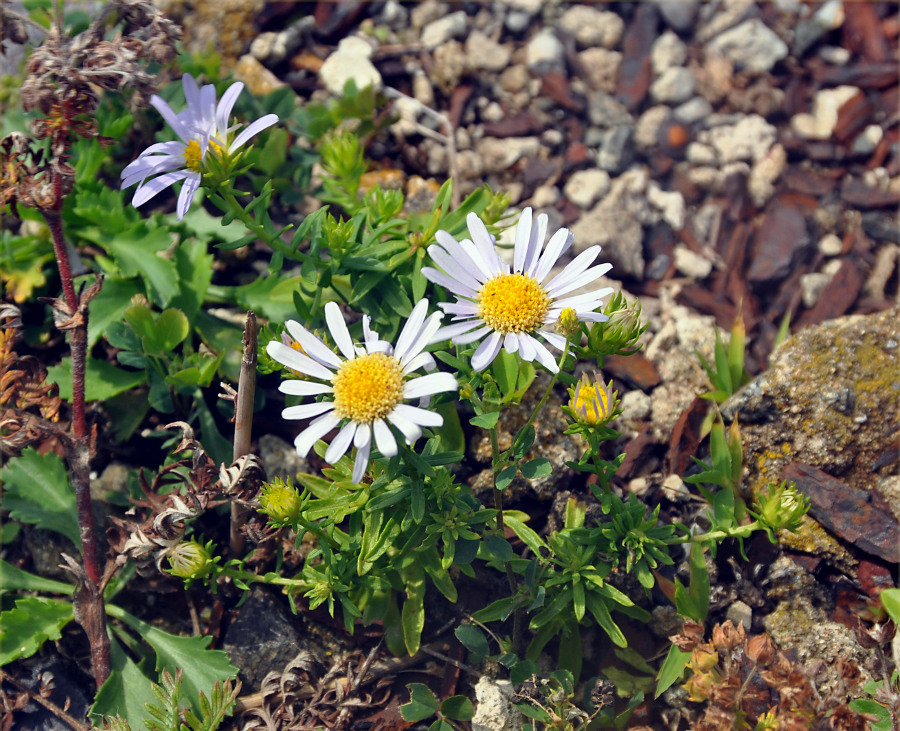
[655,644,691,698]
[101,226,180,307]
[848,698,892,730]
[470,412,500,429]
[1,448,81,548]
[520,458,551,480]
[492,349,519,398]
[153,309,190,352]
[495,465,518,491]
[585,594,627,648]
[454,624,490,659]
[0,560,74,595]
[91,635,158,731]
[400,683,438,722]
[687,542,710,621]
[504,514,547,557]
[47,357,146,402]
[440,695,474,721]
[87,277,142,347]
[879,588,900,625]
[401,567,426,655]
[106,605,238,720]
[0,597,74,665]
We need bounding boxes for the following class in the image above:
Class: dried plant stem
[230,311,258,556]
[43,204,111,688]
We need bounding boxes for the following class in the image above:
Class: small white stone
[531,184,560,208]
[558,6,624,48]
[852,124,884,155]
[686,142,717,165]
[421,11,467,49]
[650,66,696,104]
[482,101,505,123]
[726,600,753,630]
[578,48,622,92]
[319,36,381,96]
[661,473,691,501]
[748,142,786,207]
[465,29,512,72]
[704,114,777,164]
[648,184,686,231]
[819,45,851,65]
[801,271,833,308]
[564,169,611,209]
[634,105,671,149]
[823,258,843,276]
[526,28,565,73]
[412,72,434,107]
[706,18,789,74]
[818,233,843,256]
[651,30,688,74]
[472,677,523,731]
[475,136,542,173]
[673,244,712,278]
[620,390,652,421]
[789,85,860,140]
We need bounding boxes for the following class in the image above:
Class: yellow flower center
[477,273,550,334]
[572,382,609,424]
[332,353,404,422]
[184,139,203,172]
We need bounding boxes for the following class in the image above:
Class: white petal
[531,337,559,373]
[429,246,484,293]
[373,418,398,457]
[471,331,503,372]
[453,324,492,345]
[393,299,429,362]
[325,421,357,464]
[294,411,341,457]
[504,332,519,353]
[466,213,504,273]
[459,235,501,282]
[230,114,279,152]
[354,421,371,448]
[523,211,548,277]
[538,330,567,350]
[432,232,486,282]
[403,372,458,400]
[282,401,336,421]
[516,332,534,361]
[216,82,243,137]
[533,227,573,283]
[266,341,335,380]
[546,266,614,299]
[324,301,356,360]
[402,351,435,375]
[132,169,190,207]
[150,94,190,141]
[284,321,342,369]
[542,247,601,293]
[513,206,533,273]
[392,403,443,428]
[279,380,334,396]
[439,301,479,316]
[553,288,614,311]
[176,173,200,220]
[436,320,485,341]
[351,437,371,484]
[386,409,424,444]
[421,267,478,299]
[399,313,444,367]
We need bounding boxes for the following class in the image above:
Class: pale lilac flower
[266,300,458,484]
[121,74,278,219]
[422,207,613,373]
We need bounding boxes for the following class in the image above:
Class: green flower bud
[259,478,303,524]
[167,540,215,580]
[556,307,580,338]
[755,481,809,534]
[568,372,616,426]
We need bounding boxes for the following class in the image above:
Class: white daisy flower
[121,74,278,220]
[422,207,614,373]
[266,300,458,484]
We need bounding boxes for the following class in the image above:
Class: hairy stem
[229,311,258,556]
[490,425,522,655]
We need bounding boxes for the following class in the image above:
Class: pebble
[851,124,884,155]
[650,66,696,104]
[472,677,522,731]
[597,125,634,173]
[673,243,712,277]
[818,233,843,256]
[532,184,560,208]
[634,105,672,149]
[648,184,686,230]
[790,85,860,140]
[748,142,787,207]
[801,271,834,308]
[704,114,777,164]
[653,0,699,32]
[431,39,466,93]
[620,389,652,422]
[661,473,692,501]
[475,136,542,173]
[564,169,611,208]
[410,0,446,30]
[819,45,851,65]
[651,30,688,75]
[234,54,286,97]
[726,600,753,631]
[465,29,512,72]
[558,6,624,49]
[705,18,789,73]
[674,96,713,124]
[412,71,434,107]
[579,48,621,93]
[793,0,844,57]
[318,36,381,96]
[421,11,467,50]
[587,91,633,128]
[525,28,565,74]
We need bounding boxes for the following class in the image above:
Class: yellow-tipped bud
[568,373,614,425]
[556,307,580,338]
[259,478,303,524]
[167,540,214,580]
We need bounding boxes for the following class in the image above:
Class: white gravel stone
[790,85,860,140]
[475,136,542,173]
[653,0,699,32]
[651,30,688,74]
[852,124,884,155]
[421,11,467,49]
[704,114,777,164]
[706,18,789,73]
[686,142,717,165]
[727,600,753,631]
[319,36,381,96]
[748,142,787,207]
[620,390,652,422]
[818,233,843,256]
[412,71,434,107]
[673,244,712,278]
[819,45,851,65]
[801,272,834,308]
[472,677,523,731]
[579,48,621,92]
[634,105,671,149]
[465,30,512,72]
[564,169,611,209]
[674,96,713,124]
[648,183,686,231]
[526,28,565,73]
[661,473,692,501]
[410,0,446,30]
[558,6,624,48]
[650,66,696,104]
[532,184,560,208]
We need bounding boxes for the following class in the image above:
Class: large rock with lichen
[724,306,899,564]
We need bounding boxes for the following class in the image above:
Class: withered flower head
[669,618,706,652]
[745,632,776,665]
[711,620,746,651]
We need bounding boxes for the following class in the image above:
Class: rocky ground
[6,1,900,730]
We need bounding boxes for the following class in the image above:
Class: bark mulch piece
[783,461,900,565]
[666,396,708,478]
[796,258,865,328]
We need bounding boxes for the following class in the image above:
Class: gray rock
[587,91,633,128]
[421,11,467,50]
[651,30,688,75]
[258,433,309,482]
[706,18,789,73]
[793,0,844,57]
[674,96,714,124]
[410,0,446,30]
[579,47,622,92]
[800,272,834,308]
[597,125,634,173]
[648,184,687,231]
[650,66,696,104]
[526,28,565,74]
[703,114,777,164]
[634,105,671,149]
[475,136,542,173]
[472,677,523,731]
[726,600,753,630]
[653,0,699,31]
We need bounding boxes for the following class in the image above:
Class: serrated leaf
[1,448,81,548]
[400,683,437,722]
[0,597,74,665]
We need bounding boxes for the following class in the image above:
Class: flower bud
[755,481,809,534]
[167,540,215,580]
[690,644,719,672]
[711,620,745,651]
[258,478,303,524]
[568,372,615,425]
[746,633,776,665]
[556,307,580,338]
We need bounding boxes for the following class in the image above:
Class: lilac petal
[266,341,335,380]
[351,435,371,484]
[542,247,600,292]
[421,266,478,299]
[504,332,519,354]
[435,319,484,341]
[459,235,500,282]
[429,246,484,292]
[546,265,614,299]
[325,421,357,464]
[121,157,185,189]
[284,321,342,369]
[403,372,458,400]
[294,411,341,457]
[230,114,279,152]
[553,288,615,311]
[398,312,444,368]
[282,401,336,421]
[471,331,503,372]
[373,418,398,458]
[132,169,190,207]
[533,227,574,283]
[432,232,484,280]
[216,82,244,136]
[176,173,201,220]
[324,301,356,360]
[150,95,190,142]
